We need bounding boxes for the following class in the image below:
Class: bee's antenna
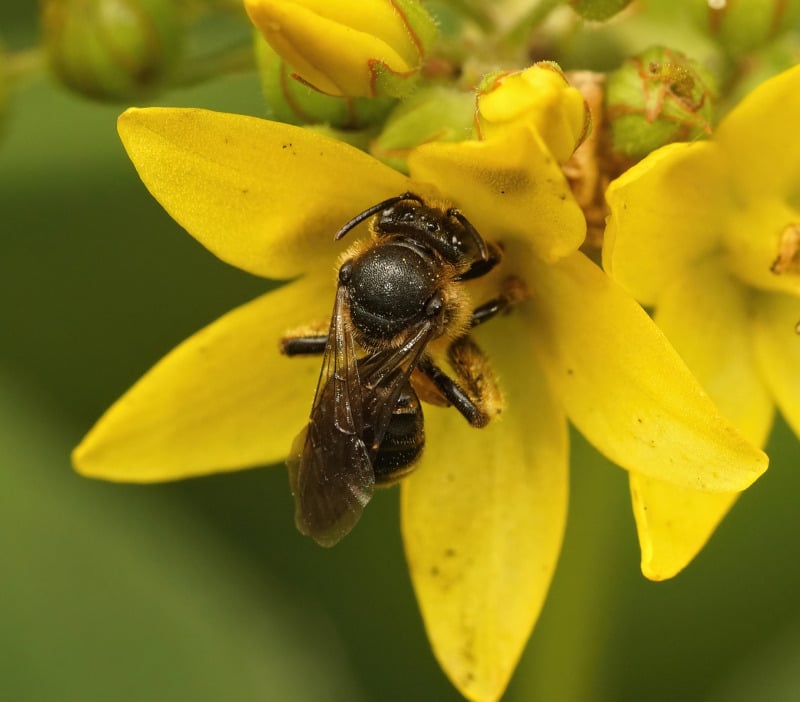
[334,192,424,241]
[447,209,489,261]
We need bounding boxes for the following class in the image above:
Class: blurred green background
[3,4,800,701]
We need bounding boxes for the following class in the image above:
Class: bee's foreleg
[469,275,529,328]
[280,325,329,356]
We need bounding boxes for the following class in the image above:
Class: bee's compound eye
[339,259,354,283]
[425,292,444,317]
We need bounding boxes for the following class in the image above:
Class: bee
[280,192,523,546]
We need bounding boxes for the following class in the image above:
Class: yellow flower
[604,64,800,581]
[244,0,436,98]
[74,97,765,701]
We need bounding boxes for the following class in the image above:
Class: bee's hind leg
[416,336,502,428]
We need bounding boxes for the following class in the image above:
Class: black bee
[280,192,522,546]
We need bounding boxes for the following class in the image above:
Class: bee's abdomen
[372,390,425,483]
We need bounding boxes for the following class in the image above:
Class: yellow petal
[655,257,774,445]
[408,126,586,263]
[529,251,768,492]
[603,141,728,305]
[117,107,410,279]
[715,64,800,200]
[73,274,333,481]
[753,290,800,438]
[402,312,568,702]
[628,258,775,580]
[629,474,738,581]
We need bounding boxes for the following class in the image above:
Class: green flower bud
[568,0,633,21]
[42,0,181,101]
[691,0,800,57]
[244,0,437,98]
[254,32,394,129]
[370,86,474,172]
[606,47,716,159]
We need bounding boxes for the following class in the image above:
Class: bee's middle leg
[469,275,529,328]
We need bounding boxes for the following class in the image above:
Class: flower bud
[41,0,181,101]
[606,47,715,159]
[254,33,394,128]
[475,62,590,163]
[691,0,800,57]
[244,0,437,98]
[568,0,633,21]
[370,86,474,172]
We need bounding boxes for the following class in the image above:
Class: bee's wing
[358,321,436,458]
[288,283,374,547]
[289,284,436,547]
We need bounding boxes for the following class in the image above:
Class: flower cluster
[71,1,798,701]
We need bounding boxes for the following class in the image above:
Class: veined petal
[753,290,800,438]
[629,474,739,581]
[603,141,729,305]
[715,64,800,201]
[407,126,585,263]
[528,251,768,492]
[73,275,333,481]
[402,313,568,702]
[654,257,774,445]
[628,258,775,580]
[117,107,410,279]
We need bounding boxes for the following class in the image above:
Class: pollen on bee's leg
[448,336,504,424]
